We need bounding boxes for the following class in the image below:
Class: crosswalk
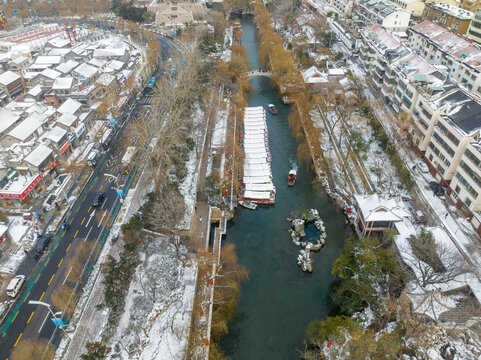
[137,97,152,106]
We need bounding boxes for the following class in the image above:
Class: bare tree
[10,338,55,360]
[51,283,78,316]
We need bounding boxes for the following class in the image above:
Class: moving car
[92,193,105,207]
[6,275,25,298]
[35,235,53,256]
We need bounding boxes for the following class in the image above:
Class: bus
[145,76,157,94]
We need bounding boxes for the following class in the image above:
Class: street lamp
[28,300,71,338]
[104,173,124,203]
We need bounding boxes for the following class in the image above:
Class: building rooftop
[46,37,71,48]
[8,113,45,141]
[27,85,43,97]
[24,144,52,167]
[10,55,28,65]
[34,55,63,66]
[435,90,481,135]
[96,73,116,87]
[426,3,473,20]
[52,77,74,90]
[92,48,126,58]
[73,62,99,79]
[0,71,20,86]
[55,59,79,74]
[39,68,61,80]
[56,113,77,127]
[44,126,67,143]
[365,24,403,53]
[0,108,20,133]
[57,98,82,115]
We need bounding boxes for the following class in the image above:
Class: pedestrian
[445,212,449,218]
[200,216,202,222]
[195,205,197,211]
[433,190,436,197]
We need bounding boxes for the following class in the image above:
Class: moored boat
[239,201,258,210]
[268,104,277,115]
[287,169,296,186]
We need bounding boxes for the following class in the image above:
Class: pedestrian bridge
[244,70,271,79]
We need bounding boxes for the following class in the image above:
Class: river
[220,16,352,359]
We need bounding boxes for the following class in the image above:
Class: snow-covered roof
[302,66,328,84]
[27,85,43,97]
[52,77,74,90]
[427,3,473,20]
[93,48,126,58]
[0,108,20,133]
[96,73,115,87]
[55,59,79,74]
[56,113,77,127]
[35,55,63,65]
[106,59,124,70]
[24,144,53,167]
[39,68,61,80]
[10,55,28,65]
[8,113,45,141]
[88,58,107,68]
[46,36,71,48]
[355,194,411,222]
[73,62,99,79]
[44,126,67,143]
[57,98,82,115]
[328,68,346,76]
[0,71,20,86]
[365,24,402,52]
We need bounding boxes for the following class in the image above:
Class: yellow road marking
[114,159,118,164]
[100,184,104,191]
[54,243,59,251]
[45,258,50,266]
[13,333,22,347]
[12,312,18,323]
[74,230,79,238]
[24,291,30,302]
[39,292,45,301]
[88,206,92,213]
[81,217,86,225]
[58,258,63,268]
[48,274,54,286]
[27,312,34,324]
[66,243,71,253]
[35,274,40,284]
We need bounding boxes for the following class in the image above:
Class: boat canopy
[244,190,271,200]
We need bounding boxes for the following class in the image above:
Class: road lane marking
[85,227,93,242]
[27,312,34,324]
[81,217,86,225]
[45,258,50,266]
[54,243,59,251]
[100,184,104,191]
[38,312,49,334]
[88,206,92,213]
[13,333,22,347]
[85,210,95,227]
[58,258,63,268]
[35,274,41,284]
[48,274,54,286]
[66,243,71,253]
[63,267,73,285]
[115,159,118,164]
[24,291,30,303]
[12,312,18,323]
[39,292,45,301]
[101,197,108,209]
[74,230,79,238]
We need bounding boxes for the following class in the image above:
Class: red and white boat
[287,170,296,186]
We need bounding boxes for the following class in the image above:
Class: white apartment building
[306,0,355,17]
[409,20,481,94]
[355,0,412,32]
[451,143,481,212]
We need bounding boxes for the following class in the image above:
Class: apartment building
[451,143,481,213]
[306,0,355,17]
[390,0,424,17]
[409,21,481,94]
[423,3,473,37]
[468,10,481,45]
[355,0,412,32]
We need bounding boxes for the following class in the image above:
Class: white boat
[239,201,258,210]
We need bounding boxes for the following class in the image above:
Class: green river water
[220,16,352,360]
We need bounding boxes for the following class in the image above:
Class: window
[466,197,472,207]
[455,185,461,194]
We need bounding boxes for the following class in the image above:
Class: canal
[220,16,352,359]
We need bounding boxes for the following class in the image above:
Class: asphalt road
[0,35,175,360]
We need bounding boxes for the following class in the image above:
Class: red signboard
[0,174,42,200]
[43,160,58,173]
[60,140,71,154]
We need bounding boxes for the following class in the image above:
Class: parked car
[92,193,105,207]
[428,181,445,196]
[6,275,25,298]
[417,162,429,173]
[35,235,53,256]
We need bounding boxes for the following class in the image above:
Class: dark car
[92,193,105,207]
[428,181,445,196]
[35,235,53,256]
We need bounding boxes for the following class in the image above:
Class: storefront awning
[0,174,42,200]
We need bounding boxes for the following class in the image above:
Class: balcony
[402,95,412,109]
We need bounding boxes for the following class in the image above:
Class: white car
[417,162,429,173]
[6,275,25,298]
